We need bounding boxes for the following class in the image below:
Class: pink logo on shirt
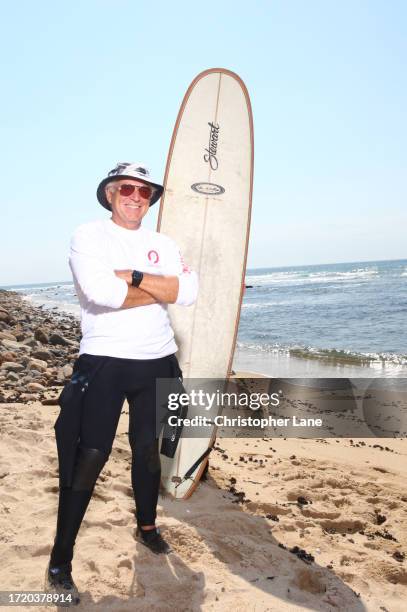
[148,250,160,264]
[180,253,191,274]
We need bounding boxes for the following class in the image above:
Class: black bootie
[45,560,80,606]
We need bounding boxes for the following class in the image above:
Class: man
[46,162,198,604]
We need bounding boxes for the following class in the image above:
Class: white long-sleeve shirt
[69,218,198,359]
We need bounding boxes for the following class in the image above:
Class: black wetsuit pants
[50,352,180,568]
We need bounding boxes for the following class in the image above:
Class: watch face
[132,270,143,287]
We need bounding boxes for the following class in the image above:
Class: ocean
[3,258,407,378]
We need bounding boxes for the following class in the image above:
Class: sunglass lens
[118,184,152,199]
[119,184,135,197]
[139,186,152,199]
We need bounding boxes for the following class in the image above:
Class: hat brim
[97,175,164,210]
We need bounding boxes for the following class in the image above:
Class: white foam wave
[22,294,80,317]
[242,301,284,309]
[246,268,378,286]
[236,342,407,366]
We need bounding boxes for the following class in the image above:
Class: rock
[0,331,17,341]
[34,328,49,344]
[0,311,10,323]
[27,370,43,379]
[1,362,25,372]
[0,351,17,364]
[1,339,31,353]
[28,358,48,372]
[27,382,46,392]
[19,393,39,402]
[42,397,60,405]
[62,364,73,378]
[20,337,37,348]
[31,349,53,362]
[7,372,20,382]
[49,333,70,346]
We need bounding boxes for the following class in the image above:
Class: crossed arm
[114,270,179,308]
[69,229,197,309]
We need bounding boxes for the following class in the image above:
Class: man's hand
[115,270,133,284]
[115,269,179,307]
[139,273,179,304]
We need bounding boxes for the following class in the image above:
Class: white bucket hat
[97,162,164,209]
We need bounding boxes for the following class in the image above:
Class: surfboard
[157,68,254,499]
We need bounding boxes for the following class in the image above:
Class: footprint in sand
[211,536,244,564]
[118,557,132,570]
[293,567,326,594]
[301,507,341,520]
[319,518,366,534]
[332,497,351,508]
[111,483,134,497]
[93,490,116,502]
[245,501,291,516]
[32,544,52,557]
[107,515,132,527]
[87,559,100,573]
[82,519,112,531]
[30,469,55,478]
[367,560,407,585]
[163,526,208,563]
[286,489,312,502]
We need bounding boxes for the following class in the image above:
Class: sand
[1,389,406,611]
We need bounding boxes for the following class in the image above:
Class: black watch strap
[131,270,144,287]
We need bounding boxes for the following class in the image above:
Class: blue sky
[1,0,406,285]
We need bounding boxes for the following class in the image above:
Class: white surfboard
[158,68,254,498]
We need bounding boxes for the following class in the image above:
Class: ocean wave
[236,342,407,367]
[22,294,80,316]
[246,268,379,287]
[246,272,306,285]
[242,301,287,309]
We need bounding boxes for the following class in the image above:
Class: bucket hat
[97,162,164,209]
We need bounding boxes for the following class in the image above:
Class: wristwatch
[131,270,144,287]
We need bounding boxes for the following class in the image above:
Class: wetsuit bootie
[136,526,172,555]
[45,562,80,606]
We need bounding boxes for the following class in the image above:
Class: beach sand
[1,394,406,612]
[1,290,406,611]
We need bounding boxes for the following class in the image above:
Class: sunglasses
[114,183,154,199]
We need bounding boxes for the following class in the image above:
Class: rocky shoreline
[0,289,80,404]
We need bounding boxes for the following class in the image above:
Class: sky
[1,0,406,285]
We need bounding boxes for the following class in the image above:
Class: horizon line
[1,256,406,289]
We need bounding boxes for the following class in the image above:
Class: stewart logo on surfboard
[204,122,220,170]
[190,121,225,196]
